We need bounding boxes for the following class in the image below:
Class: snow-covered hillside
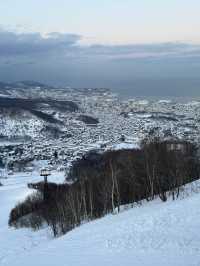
[0,84,200,176]
[0,171,65,266]
[0,111,44,139]
[1,171,200,266]
[0,82,200,266]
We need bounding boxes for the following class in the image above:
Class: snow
[0,141,24,147]
[0,170,65,265]
[0,112,44,139]
[185,101,200,106]
[0,94,10,98]
[158,99,172,104]
[112,142,140,150]
[136,113,152,118]
[137,100,149,105]
[1,170,200,266]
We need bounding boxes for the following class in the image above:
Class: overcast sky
[0,0,200,96]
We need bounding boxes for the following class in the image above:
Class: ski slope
[1,172,200,266]
[0,171,65,265]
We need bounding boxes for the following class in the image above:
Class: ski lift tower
[40,168,51,200]
[40,168,51,184]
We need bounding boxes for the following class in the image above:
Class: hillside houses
[0,86,199,174]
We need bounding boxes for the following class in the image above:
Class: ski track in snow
[1,172,200,266]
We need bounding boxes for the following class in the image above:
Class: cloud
[0,29,200,61]
[68,42,200,61]
[0,29,200,96]
[0,30,81,57]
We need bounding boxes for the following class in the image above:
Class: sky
[0,0,200,96]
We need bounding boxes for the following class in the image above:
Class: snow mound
[2,180,200,266]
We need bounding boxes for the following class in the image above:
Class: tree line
[9,137,200,236]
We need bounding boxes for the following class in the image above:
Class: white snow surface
[112,142,140,150]
[0,113,44,139]
[137,100,149,105]
[1,172,200,266]
[185,101,200,106]
[0,170,65,265]
[158,99,172,104]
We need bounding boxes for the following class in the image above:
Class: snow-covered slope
[0,171,65,266]
[1,174,200,266]
[0,111,44,139]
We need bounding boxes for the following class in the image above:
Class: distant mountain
[0,80,54,90]
[0,97,79,113]
[11,81,53,89]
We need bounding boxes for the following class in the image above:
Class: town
[0,82,199,177]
